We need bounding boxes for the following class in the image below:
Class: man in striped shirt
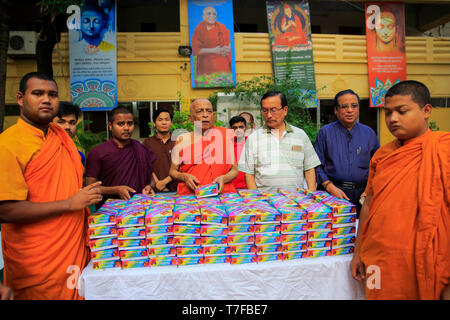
[238,91,321,192]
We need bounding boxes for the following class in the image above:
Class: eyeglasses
[338,103,359,110]
[261,107,285,114]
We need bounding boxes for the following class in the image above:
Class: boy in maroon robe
[85,107,156,206]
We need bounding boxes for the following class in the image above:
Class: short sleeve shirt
[238,122,321,192]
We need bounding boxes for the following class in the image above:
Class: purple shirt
[86,139,156,194]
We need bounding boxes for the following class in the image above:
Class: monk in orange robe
[0,72,102,300]
[350,80,450,300]
[191,6,232,76]
[170,98,238,195]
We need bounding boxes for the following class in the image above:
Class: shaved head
[190,98,211,115]
[189,98,214,131]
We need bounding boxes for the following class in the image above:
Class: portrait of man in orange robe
[350,80,450,300]
[273,3,308,47]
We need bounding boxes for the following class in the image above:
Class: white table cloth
[79,254,366,300]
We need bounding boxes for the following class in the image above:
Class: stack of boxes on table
[87,183,357,270]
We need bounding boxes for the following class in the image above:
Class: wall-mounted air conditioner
[7,31,37,57]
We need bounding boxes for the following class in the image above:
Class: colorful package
[220,197,244,205]
[173,206,201,224]
[307,248,332,258]
[176,246,204,256]
[243,195,269,203]
[197,197,221,206]
[118,205,146,216]
[307,240,332,249]
[305,203,333,220]
[227,235,254,245]
[145,225,173,236]
[281,242,307,252]
[88,212,116,227]
[280,222,308,234]
[201,235,228,246]
[219,192,241,200]
[332,245,355,256]
[200,211,229,225]
[296,197,319,211]
[277,188,302,197]
[297,188,314,197]
[129,193,153,202]
[254,224,281,233]
[227,205,256,225]
[307,230,333,241]
[149,256,177,266]
[269,196,298,208]
[147,245,176,256]
[227,244,256,254]
[253,207,281,223]
[173,224,201,236]
[255,243,282,253]
[332,214,357,225]
[332,225,357,237]
[102,198,128,208]
[175,194,198,204]
[116,212,145,228]
[260,191,279,197]
[121,259,150,269]
[88,225,117,239]
[146,235,174,246]
[237,189,261,197]
[332,234,356,247]
[118,239,146,250]
[176,257,202,266]
[145,206,173,225]
[119,248,148,259]
[91,248,119,261]
[227,224,254,235]
[195,183,219,198]
[254,233,282,245]
[93,259,121,270]
[256,252,283,263]
[282,251,307,260]
[322,196,356,214]
[200,225,228,236]
[117,226,146,239]
[281,233,307,244]
[307,221,332,231]
[311,191,332,202]
[89,237,118,252]
[150,197,175,206]
[173,235,202,246]
[203,245,229,256]
[200,256,231,264]
[277,206,308,222]
[230,254,257,265]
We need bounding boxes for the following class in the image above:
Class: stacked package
[88,184,357,270]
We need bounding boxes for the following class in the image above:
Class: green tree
[74,119,107,155]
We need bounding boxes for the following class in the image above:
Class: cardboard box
[281,233,307,244]
[254,224,281,233]
[307,230,333,241]
[121,259,150,269]
[230,254,257,264]
[195,183,219,198]
[228,224,254,235]
[254,243,282,253]
[332,234,356,247]
[280,222,308,234]
[91,248,119,261]
[176,257,202,266]
[119,248,148,259]
[145,206,173,225]
[149,256,177,266]
[282,251,307,260]
[89,237,118,252]
[200,256,231,264]
[92,259,121,270]
[306,248,332,258]
[118,239,146,250]
[201,235,228,246]
[145,225,173,236]
[176,246,204,256]
[147,245,176,256]
[227,234,255,245]
[281,242,308,252]
[256,252,283,263]
[88,225,117,239]
[332,245,355,256]
[173,235,202,246]
[88,212,116,227]
[227,244,256,254]
[203,245,229,256]
[254,234,282,245]
[173,224,201,236]
[307,240,332,249]
[117,226,146,239]
[146,235,174,246]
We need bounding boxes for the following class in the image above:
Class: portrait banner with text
[188,0,236,88]
[266,0,318,108]
[68,0,117,111]
[365,2,406,107]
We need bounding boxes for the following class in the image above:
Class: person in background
[239,111,256,134]
[0,281,13,300]
[229,115,248,189]
[52,101,86,166]
[143,107,178,192]
[350,80,450,300]
[314,89,379,218]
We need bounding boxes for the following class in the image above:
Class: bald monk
[191,6,232,76]
[0,72,102,300]
[170,99,238,195]
[350,80,450,300]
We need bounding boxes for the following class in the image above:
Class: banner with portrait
[68,0,117,111]
[266,0,318,108]
[365,2,406,107]
[188,0,236,88]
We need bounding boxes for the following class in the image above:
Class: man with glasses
[238,91,321,192]
[314,89,379,218]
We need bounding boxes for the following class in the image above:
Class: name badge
[292,145,302,152]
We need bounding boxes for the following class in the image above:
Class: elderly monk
[191,6,232,76]
[85,107,156,207]
[350,80,450,300]
[0,72,102,300]
[170,99,238,195]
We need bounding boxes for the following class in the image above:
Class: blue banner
[68,0,117,111]
[188,0,236,88]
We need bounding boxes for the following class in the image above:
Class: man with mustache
[85,107,156,206]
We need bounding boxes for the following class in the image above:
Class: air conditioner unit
[8,31,37,57]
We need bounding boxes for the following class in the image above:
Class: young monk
[350,80,450,300]
[0,72,102,300]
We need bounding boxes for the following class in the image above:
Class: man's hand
[0,282,13,300]
[142,185,155,196]
[116,186,136,200]
[350,253,366,282]
[67,181,103,211]
[155,180,168,192]
[212,175,226,194]
[441,285,450,300]
[326,183,350,201]
[182,173,199,191]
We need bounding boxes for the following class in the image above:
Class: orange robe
[360,129,450,299]
[192,20,232,75]
[0,119,89,300]
[176,126,236,195]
